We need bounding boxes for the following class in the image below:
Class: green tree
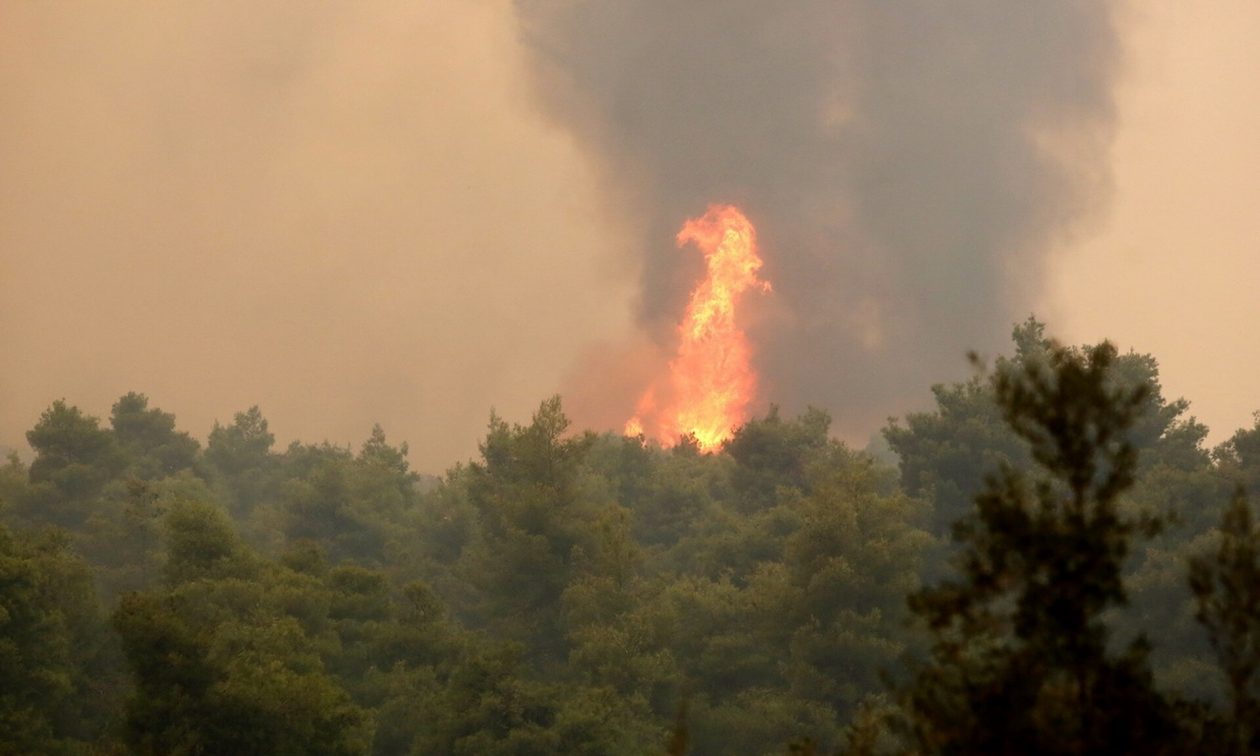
[886,318,1208,538]
[76,476,167,599]
[724,405,833,512]
[270,426,417,567]
[904,340,1181,754]
[113,499,370,754]
[884,321,1042,536]
[205,406,277,516]
[110,392,199,479]
[582,433,728,552]
[457,397,597,657]
[1216,413,1260,499]
[22,400,125,526]
[781,456,933,720]
[278,446,387,566]
[0,522,123,752]
[1189,490,1260,754]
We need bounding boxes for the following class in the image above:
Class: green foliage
[725,405,833,511]
[904,340,1182,754]
[22,400,126,526]
[278,446,386,565]
[1216,413,1260,498]
[205,405,278,516]
[886,319,1228,708]
[0,453,30,516]
[1,326,1257,753]
[113,501,371,754]
[454,397,599,657]
[886,318,1209,538]
[553,407,930,753]
[885,373,1028,537]
[781,459,933,714]
[0,522,122,753]
[110,392,200,480]
[1189,490,1260,753]
[163,498,257,585]
[884,320,1044,536]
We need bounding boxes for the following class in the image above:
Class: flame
[625,204,770,450]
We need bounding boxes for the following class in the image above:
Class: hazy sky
[0,1,637,469]
[1045,0,1260,445]
[2,1,1257,471]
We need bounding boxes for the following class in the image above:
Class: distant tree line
[1,318,1259,754]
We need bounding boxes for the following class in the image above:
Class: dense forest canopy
[2,321,1260,754]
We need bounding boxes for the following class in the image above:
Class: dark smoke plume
[517,1,1121,438]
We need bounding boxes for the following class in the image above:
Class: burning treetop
[626,204,770,450]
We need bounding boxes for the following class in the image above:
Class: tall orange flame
[625,204,770,450]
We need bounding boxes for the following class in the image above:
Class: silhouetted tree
[1189,489,1260,754]
[904,340,1182,754]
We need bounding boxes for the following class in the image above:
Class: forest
[3,319,1259,755]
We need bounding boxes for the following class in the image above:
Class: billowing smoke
[518,2,1121,438]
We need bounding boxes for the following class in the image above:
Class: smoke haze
[3,1,1259,466]
[0,1,636,469]
[1046,0,1260,443]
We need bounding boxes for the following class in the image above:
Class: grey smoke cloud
[518,1,1121,437]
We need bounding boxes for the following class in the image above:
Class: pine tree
[904,341,1182,754]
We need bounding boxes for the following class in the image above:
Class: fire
[625,204,770,451]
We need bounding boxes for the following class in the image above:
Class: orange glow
[625,204,770,450]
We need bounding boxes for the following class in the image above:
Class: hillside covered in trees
[3,320,1260,754]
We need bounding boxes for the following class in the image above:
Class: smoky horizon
[3,1,1258,475]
